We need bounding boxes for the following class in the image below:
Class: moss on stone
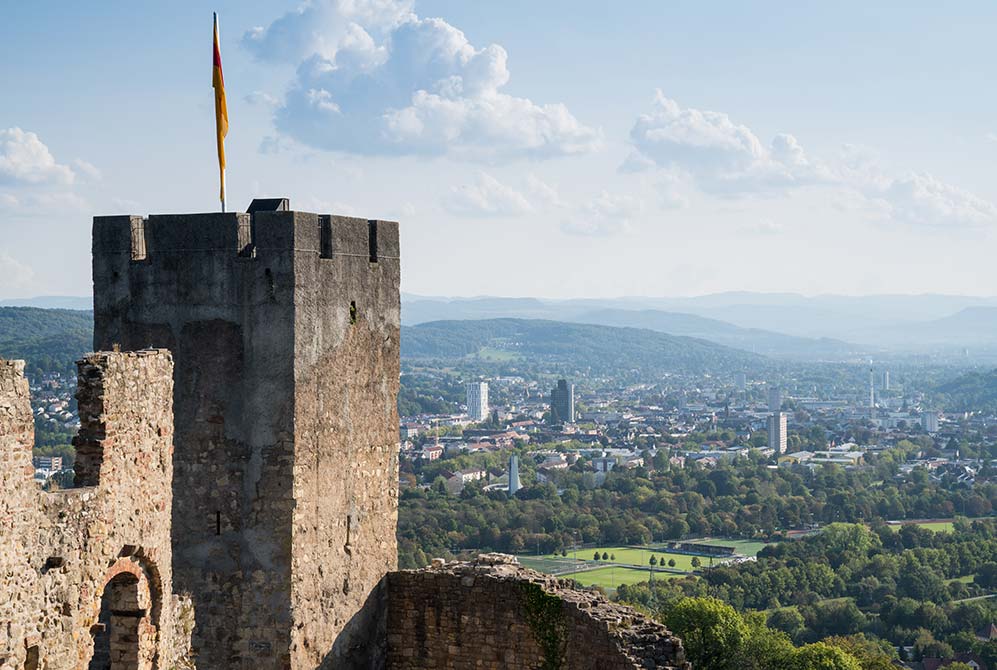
[518,581,566,670]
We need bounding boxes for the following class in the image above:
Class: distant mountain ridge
[402,318,766,376]
[403,296,864,360]
[0,296,92,310]
[403,293,997,357]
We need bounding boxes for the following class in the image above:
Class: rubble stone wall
[0,350,187,669]
[384,556,690,670]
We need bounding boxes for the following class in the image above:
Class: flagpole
[213,11,229,213]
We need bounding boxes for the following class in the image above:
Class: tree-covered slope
[0,307,93,375]
[401,318,765,375]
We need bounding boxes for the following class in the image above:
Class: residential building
[768,386,782,412]
[465,381,489,422]
[768,412,787,454]
[550,379,575,423]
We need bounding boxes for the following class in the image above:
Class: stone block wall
[93,210,401,669]
[384,555,690,670]
[0,351,189,669]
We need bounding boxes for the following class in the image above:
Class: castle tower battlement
[92,203,401,669]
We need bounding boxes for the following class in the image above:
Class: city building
[768,412,787,454]
[734,372,747,391]
[768,386,782,412]
[550,379,575,423]
[922,411,940,433]
[508,454,521,494]
[465,381,489,422]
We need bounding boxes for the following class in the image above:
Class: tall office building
[734,372,747,391]
[508,454,521,495]
[550,379,575,424]
[922,412,939,433]
[881,370,890,391]
[465,381,489,422]
[768,386,782,412]
[768,412,787,454]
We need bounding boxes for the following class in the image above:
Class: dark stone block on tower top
[247,197,290,213]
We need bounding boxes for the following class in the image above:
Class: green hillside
[0,307,93,375]
[401,318,765,375]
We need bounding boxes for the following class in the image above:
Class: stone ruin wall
[0,350,190,669]
[384,555,690,670]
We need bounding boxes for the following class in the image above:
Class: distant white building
[465,381,489,422]
[922,412,939,433]
[768,412,787,454]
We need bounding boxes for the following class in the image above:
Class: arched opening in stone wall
[88,569,156,670]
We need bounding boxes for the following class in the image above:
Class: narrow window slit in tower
[319,215,333,259]
[367,220,378,263]
[350,301,357,325]
[215,511,221,536]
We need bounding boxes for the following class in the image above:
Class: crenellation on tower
[92,203,402,669]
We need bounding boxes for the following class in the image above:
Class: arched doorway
[88,562,157,670]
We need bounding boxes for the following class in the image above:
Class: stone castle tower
[91,201,401,668]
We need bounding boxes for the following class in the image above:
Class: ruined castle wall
[94,214,298,668]
[385,558,689,670]
[288,214,401,668]
[0,351,184,669]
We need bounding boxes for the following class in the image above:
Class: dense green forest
[397,443,996,567]
[935,368,997,413]
[0,307,92,375]
[619,522,997,668]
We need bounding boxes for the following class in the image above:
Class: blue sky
[3,1,997,299]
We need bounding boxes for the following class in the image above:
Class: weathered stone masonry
[1,203,690,669]
[0,351,190,669]
[92,209,401,669]
[385,555,690,670]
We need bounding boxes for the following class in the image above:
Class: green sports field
[887,520,955,532]
[541,546,718,572]
[561,566,684,589]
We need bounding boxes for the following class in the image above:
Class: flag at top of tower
[212,12,228,211]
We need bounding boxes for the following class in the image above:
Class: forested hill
[935,368,997,413]
[0,307,93,375]
[401,318,765,375]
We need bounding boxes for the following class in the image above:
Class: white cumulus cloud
[562,192,642,237]
[442,172,533,217]
[625,91,997,229]
[0,128,76,185]
[246,2,600,160]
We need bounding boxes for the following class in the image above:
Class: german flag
[212,12,228,210]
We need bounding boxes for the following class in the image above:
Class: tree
[663,597,748,670]
[791,642,862,670]
[668,558,677,568]
[602,551,609,560]
[691,557,702,568]
[767,609,805,641]
[650,555,658,566]
[823,635,897,670]
[594,551,601,561]
[610,553,616,561]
